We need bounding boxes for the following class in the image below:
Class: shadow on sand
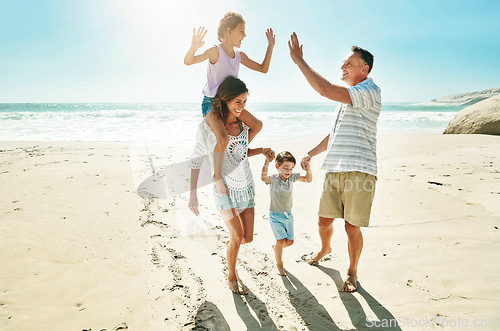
[282,269,341,330]
[231,280,279,330]
[191,268,400,330]
[317,265,402,331]
[192,283,278,330]
[192,301,231,330]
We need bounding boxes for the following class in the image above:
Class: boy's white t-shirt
[266,173,300,213]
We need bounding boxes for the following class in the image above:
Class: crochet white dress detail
[190,120,254,202]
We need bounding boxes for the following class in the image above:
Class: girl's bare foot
[228,278,247,295]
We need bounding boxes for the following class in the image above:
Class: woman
[189,76,271,294]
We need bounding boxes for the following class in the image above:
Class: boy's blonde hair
[217,12,245,42]
[276,151,296,166]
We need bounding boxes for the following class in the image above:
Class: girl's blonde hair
[217,12,245,42]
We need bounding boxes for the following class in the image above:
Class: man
[288,32,381,292]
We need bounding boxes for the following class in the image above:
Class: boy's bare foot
[229,278,247,295]
[341,274,358,293]
[272,245,287,276]
[276,264,287,276]
[300,247,332,266]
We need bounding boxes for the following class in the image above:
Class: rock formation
[443,95,500,135]
[425,88,500,107]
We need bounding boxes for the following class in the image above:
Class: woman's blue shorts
[214,187,255,211]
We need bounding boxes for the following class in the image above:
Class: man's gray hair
[351,45,374,73]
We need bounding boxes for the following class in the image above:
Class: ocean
[0,103,464,142]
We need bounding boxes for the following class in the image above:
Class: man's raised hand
[288,32,304,64]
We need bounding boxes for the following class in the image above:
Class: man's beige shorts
[318,171,376,227]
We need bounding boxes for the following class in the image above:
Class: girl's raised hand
[265,28,275,47]
[191,27,208,49]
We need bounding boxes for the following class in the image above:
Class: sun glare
[115,0,218,33]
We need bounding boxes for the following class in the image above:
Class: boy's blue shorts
[201,96,213,117]
[269,211,294,240]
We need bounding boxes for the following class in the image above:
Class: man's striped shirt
[320,78,381,177]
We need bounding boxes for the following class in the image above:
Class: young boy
[261,151,312,276]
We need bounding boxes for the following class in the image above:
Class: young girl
[189,76,272,294]
[184,12,275,196]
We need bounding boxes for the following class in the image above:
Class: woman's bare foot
[341,274,358,293]
[228,278,247,295]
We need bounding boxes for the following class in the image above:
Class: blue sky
[0,0,499,103]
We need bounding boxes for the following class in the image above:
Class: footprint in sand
[114,323,128,330]
[74,303,85,311]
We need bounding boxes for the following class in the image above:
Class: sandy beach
[1,134,499,330]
